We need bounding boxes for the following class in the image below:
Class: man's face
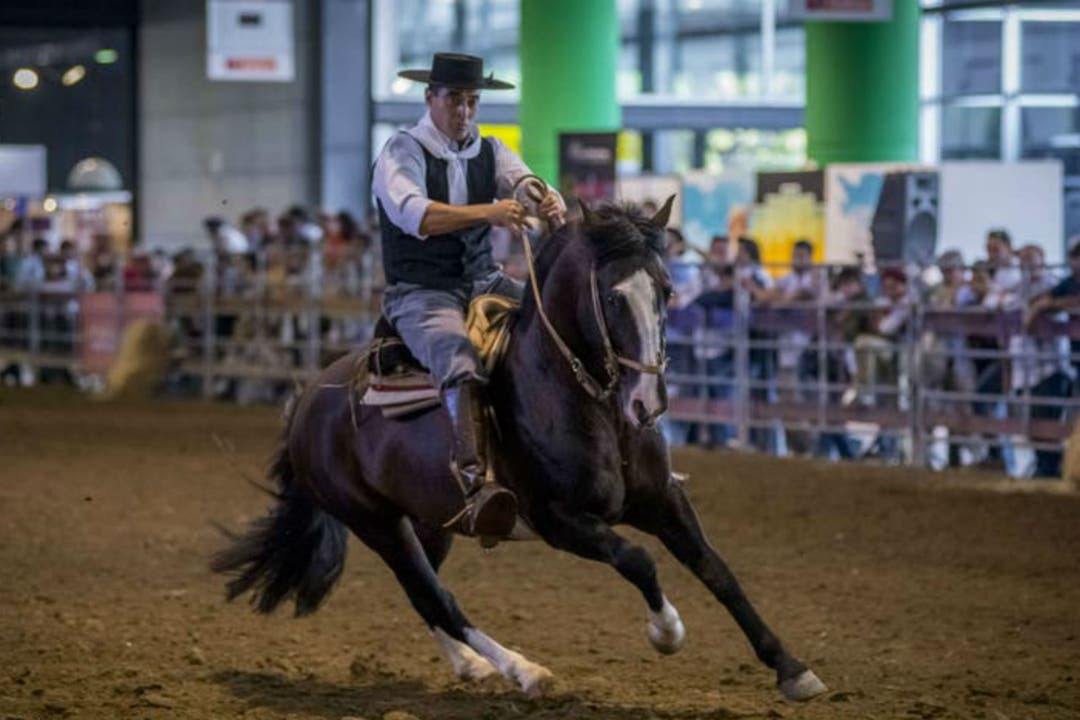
[426,86,479,142]
[838,279,862,299]
[972,267,991,294]
[986,236,1009,264]
[940,265,963,286]
[1019,246,1044,272]
[883,276,907,302]
[1069,252,1080,277]
[708,239,726,262]
[792,246,811,271]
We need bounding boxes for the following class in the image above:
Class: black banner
[558,132,617,204]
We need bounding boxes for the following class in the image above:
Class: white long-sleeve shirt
[372,111,563,239]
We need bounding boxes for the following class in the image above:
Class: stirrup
[444,481,518,541]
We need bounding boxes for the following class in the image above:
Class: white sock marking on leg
[431,628,497,681]
[463,627,553,697]
[647,596,686,654]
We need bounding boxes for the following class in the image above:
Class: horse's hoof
[647,598,685,655]
[455,654,498,682]
[516,662,554,698]
[779,669,827,702]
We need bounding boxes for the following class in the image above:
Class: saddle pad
[362,371,439,406]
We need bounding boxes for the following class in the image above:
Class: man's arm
[371,134,433,238]
[418,199,526,236]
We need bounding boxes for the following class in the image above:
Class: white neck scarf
[408,111,481,206]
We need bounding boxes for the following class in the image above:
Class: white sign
[789,0,892,22]
[207,0,294,82]
[939,161,1064,265]
[0,145,46,197]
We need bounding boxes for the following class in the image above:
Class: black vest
[378,134,497,290]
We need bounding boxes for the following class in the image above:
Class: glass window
[618,41,642,98]
[941,106,1001,159]
[703,128,806,174]
[772,26,805,101]
[676,33,762,99]
[942,20,1002,96]
[1021,107,1080,177]
[1021,21,1080,94]
[652,130,696,174]
[1066,187,1080,249]
[374,0,520,101]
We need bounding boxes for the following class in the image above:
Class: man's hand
[538,191,565,228]
[486,199,527,230]
[1024,294,1053,332]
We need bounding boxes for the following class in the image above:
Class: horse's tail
[211,435,348,617]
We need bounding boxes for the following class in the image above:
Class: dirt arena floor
[1,390,1078,720]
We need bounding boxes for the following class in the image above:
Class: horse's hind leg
[360,516,551,696]
[411,521,497,682]
[642,483,826,702]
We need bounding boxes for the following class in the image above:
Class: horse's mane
[532,203,665,279]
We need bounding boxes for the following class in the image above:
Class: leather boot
[443,380,518,539]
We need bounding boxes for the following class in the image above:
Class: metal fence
[2,252,1077,475]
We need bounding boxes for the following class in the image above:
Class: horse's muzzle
[629,394,667,429]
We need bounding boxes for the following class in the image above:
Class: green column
[805,3,920,165]
[519,0,620,185]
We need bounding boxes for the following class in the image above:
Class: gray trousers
[383,271,524,388]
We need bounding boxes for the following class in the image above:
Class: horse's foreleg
[650,485,826,702]
[366,517,551,695]
[533,507,686,655]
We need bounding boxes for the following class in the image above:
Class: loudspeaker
[871,171,939,266]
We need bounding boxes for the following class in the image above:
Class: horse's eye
[606,293,618,306]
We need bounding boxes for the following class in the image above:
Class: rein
[512,175,666,403]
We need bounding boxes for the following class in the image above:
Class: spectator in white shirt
[982,228,1022,309]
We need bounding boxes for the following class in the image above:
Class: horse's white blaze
[615,269,663,424]
[646,596,686,655]
[463,627,553,697]
[431,628,497,681]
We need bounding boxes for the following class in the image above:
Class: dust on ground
[1,389,1077,719]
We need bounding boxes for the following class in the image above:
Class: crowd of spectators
[661,224,1080,478]
[0,205,383,395]
[1,205,382,299]
[3,202,1079,477]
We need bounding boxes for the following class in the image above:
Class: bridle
[513,175,667,403]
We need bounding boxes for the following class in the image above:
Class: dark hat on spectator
[398,53,514,90]
[1068,235,1080,257]
[936,249,963,269]
[880,267,907,285]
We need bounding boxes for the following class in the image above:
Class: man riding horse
[371,53,565,540]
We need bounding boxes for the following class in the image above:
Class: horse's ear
[651,194,676,229]
[578,197,598,227]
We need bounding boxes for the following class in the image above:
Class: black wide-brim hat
[397,52,514,90]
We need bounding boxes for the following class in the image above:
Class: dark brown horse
[212,201,826,702]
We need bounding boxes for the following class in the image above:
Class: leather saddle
[359,295,519,417]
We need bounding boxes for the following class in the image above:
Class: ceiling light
[42,197,58,213]
[13,68,39,90]
[94,48,118,65]
[62,64,86,86]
